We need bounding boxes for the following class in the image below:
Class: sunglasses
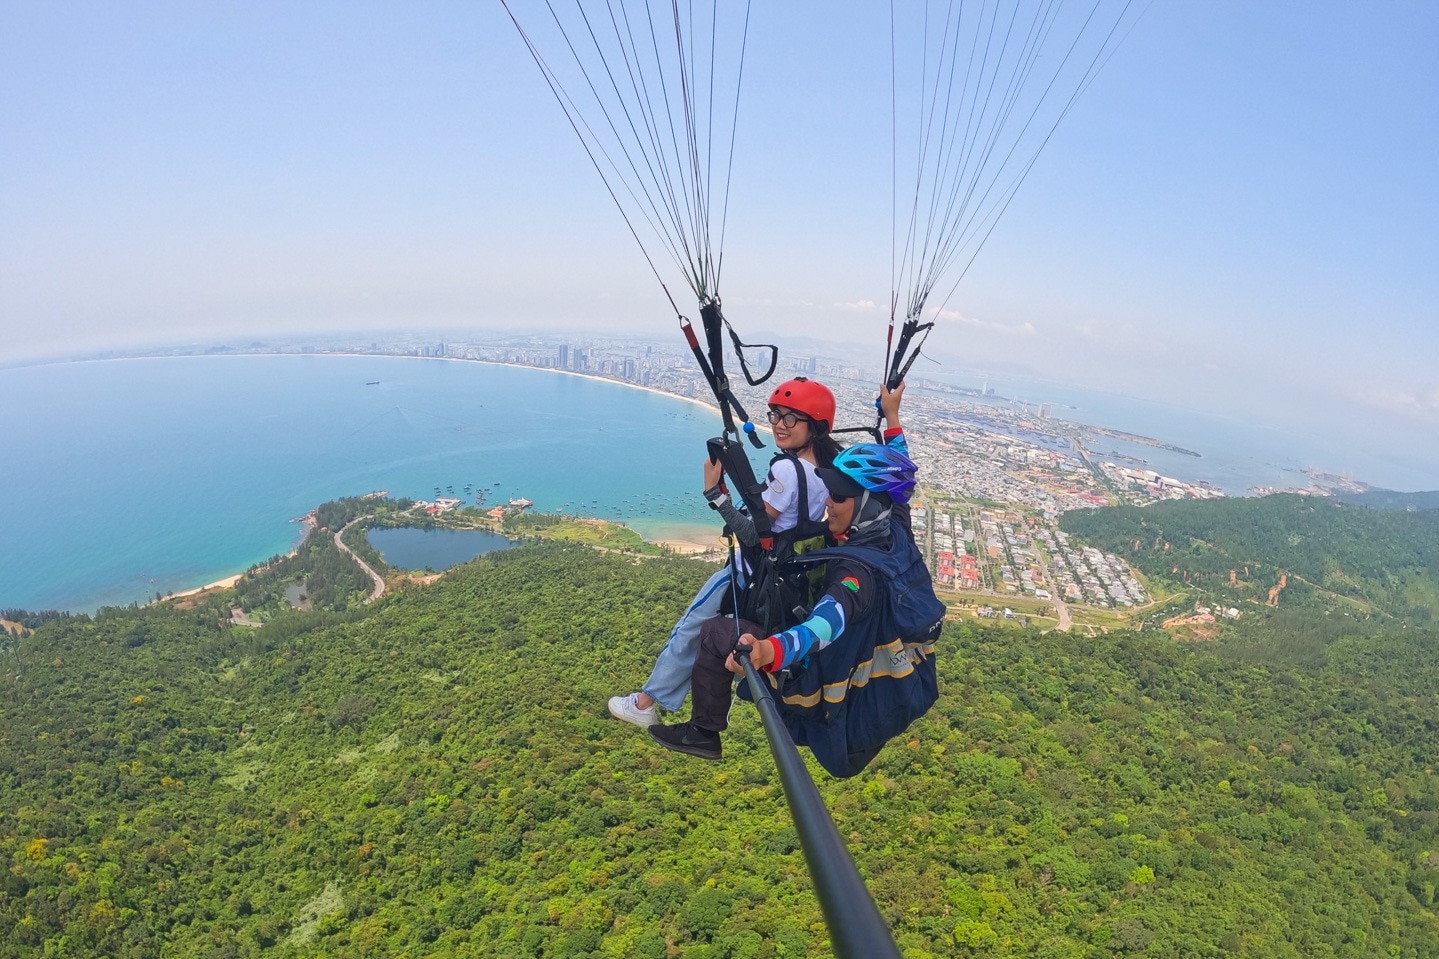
[766,409,810,428]
[826,491,851,504]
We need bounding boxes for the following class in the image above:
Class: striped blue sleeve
[771,594,847,670]
[883,427,909,458]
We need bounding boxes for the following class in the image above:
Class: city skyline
[2,3,1435,488]
[63,329,1433,494]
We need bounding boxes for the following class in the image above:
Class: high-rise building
[558,344,570,369]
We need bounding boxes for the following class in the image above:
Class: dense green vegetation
[227,495,674,623]
[232,497,414,617]
[500,512,670,556]
[1,608,76,631]
[1061,494,1439,626]
[3,535,1438,956]
[1335,489,1439,512]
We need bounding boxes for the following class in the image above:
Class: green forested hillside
[3,543,1438,957]
[1060,493,1439,624]
[1335,489,1439,512]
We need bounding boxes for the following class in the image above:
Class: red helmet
[767,377,835,432]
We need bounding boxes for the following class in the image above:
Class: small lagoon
[367,527,515,572]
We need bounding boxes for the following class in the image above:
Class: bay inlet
[0,355,720,613]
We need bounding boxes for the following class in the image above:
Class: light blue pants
[642,564,738,711]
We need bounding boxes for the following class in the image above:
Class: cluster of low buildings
[913,506,981,590]
[1045,535,1150,609]
[981,511,1054,600]
[913,499,1152,611]
[414,497,464,515]
[1101,464,1226,503]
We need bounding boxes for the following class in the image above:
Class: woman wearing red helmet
[709,375,842,542]
[608,377,842,728]
[646,380,942,774]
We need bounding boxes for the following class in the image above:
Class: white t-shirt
[762,456,827,533]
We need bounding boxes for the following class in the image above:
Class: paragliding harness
[740,513,946,778]
[680,299,775,454]
[724,451,830,634]
[680,300,825,636]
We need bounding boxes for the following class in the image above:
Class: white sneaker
[608,692,658,728]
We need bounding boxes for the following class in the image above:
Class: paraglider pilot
[649,384,946,777]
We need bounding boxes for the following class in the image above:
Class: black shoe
[648,721,722,760]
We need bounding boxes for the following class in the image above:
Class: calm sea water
[0,355,721,613]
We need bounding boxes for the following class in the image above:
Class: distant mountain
[2,539,1438,955]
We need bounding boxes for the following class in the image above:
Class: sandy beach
[166,574,243,600]
[657,537,724,557]
[157,513,315,606]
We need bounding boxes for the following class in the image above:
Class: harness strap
[772,451,829,544]
[724,319,778,386]
[708,437,774,549]
[700,300,767,449]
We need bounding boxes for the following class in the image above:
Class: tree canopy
[1061,493,1439,628]
[2,527,1437,956]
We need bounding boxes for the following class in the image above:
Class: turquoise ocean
[5,354,1434,615]
[0,355,723,613]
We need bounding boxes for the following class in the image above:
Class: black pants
[691,615,764,732]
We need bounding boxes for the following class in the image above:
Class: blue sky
[2,2,1436,486]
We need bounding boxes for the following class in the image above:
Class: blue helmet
[818,443,917,504]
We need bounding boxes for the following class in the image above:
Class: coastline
[166,574,243,600]
[6,353,746,612]
[304,350,733,421]
[14,349,1437,493]
[154,512,315,607]
[157,511,718,607]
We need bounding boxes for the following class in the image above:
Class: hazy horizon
[9,330,1437,494]
[2,3,1435,488]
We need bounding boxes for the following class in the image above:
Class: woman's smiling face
[769,406,812,451]
[824,489,855,538]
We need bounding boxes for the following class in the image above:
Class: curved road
[336,517,386,604]
[1052,596,1073,632]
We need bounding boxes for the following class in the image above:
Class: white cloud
[830,299,883,314]
[935,307,1037,337]
[1351,383,1439,423]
